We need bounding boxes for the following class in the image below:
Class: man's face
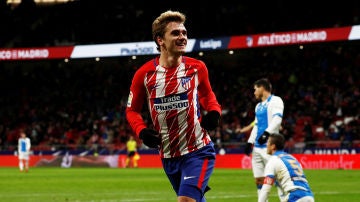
[266,137,274,155]
[253,85,264,100]
[160,22,187,56]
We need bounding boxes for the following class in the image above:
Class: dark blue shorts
[162,143,216,201]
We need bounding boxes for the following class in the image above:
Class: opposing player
[126,10,221,202]
[259,133,315,202]
[244,78,284,199]
[18,130,31,172]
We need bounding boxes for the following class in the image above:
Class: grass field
[0,167,359,202]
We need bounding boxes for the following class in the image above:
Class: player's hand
[258,131,270,145]
[139,128,161,148]
[244,143,253,156]
[201,111,220,131]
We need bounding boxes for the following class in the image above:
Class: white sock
[19,161,24,170]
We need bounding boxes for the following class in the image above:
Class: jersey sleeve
[125,67,148,137]
[196,60,221,114]
[264,156,277,177]
[26,138,31,150]
[266,96,284,133]
[258,157,277,202]
[258,184,272,202]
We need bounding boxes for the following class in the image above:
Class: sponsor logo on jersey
[154,93,189,111]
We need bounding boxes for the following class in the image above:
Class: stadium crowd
[1,0,359,48]
[0,1,359,153]
[1,43,359,153]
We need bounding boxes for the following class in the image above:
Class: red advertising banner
[1,25,359,61]
[228,26,353,49]
[0,46,74,60]
[2,154,360,169]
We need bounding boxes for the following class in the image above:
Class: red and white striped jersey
[126,56,221,158]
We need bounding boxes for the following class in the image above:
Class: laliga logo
[199,39,222,49]
[120,46,154,56]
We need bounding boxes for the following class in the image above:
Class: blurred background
[1,0,360,155]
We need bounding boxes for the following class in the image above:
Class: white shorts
[18,152,30,160]
[251,147,271,178]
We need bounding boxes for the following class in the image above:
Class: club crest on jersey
[181,77,191,90]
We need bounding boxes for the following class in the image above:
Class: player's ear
[156,36,164,46]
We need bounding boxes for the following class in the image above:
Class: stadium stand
[0,1,359,153]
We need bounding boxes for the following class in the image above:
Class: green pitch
[0,167,359,202]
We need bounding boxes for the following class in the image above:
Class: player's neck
[159,53,182,68]
[261,92,271,102]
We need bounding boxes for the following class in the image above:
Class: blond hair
[152,10,186,51]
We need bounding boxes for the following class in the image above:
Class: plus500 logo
[120,47,155,56]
